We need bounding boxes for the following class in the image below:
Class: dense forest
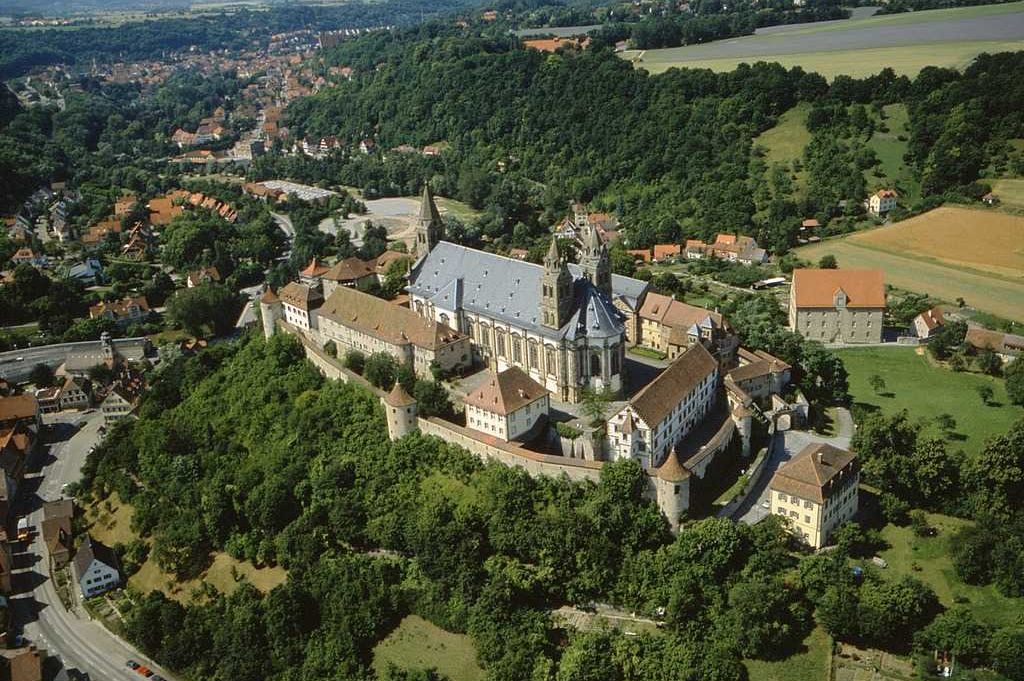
[79,334,1024,680]
[281,32,1024,253]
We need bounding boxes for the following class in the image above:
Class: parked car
[126,661,140,670]
[137,666,153,677]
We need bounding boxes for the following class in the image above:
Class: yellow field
[797,206,1024,321]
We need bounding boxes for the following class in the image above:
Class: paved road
[0,338,150,383]
[10,412,174,681]
[270,211,295,238]
[734,407,854,525]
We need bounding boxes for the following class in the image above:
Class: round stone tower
[652,450,690,531]
[259,286,282,340]
[382,381,418,441]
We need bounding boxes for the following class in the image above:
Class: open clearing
[864,104,919,203]
[373,615,484,681]
[989,177,1024,210]
[796,207,1024,321]
[624,2,1024,78]
[878,512,1024,628]
[86,495,286,602]
[745,626,832,681]
[836,347,1023,455]
[754,102,811,193]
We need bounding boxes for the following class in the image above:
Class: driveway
[733,407,853,525]
[10,411,176,680]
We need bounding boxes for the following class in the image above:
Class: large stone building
[407,187,648,403]
[788,269,885,344]
[768,442,859,549]
[606,343,719,470]
[317,286,471,377]
[637,292,738,363]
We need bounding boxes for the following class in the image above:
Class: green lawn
[836,347,1023,454]
[373,615,484,681]
[865,104,920,204]
[755,103,811,168]
[745,626,832,681]
[989,178,1024,210]
[878,513,1024,628]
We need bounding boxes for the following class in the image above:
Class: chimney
[816,450,823,465]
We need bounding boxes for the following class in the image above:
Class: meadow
[623,2,1024,78]
[797,207,1024,321]
[835,347,1023,455]
[372,615,484,681]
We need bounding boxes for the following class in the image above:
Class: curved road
[11,412,174,680]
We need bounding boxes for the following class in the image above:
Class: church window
[512,336,523,363]
[480,325,490,346]
[610,345,621,376]
[496,330,506,357]
[590,353,601,376]
[440,313,450,327]
[528,340,538,369]
[546,347,557,376]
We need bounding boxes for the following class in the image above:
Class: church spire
[416,184,444,256]
[580,222,612,297]
[540,237,573,330]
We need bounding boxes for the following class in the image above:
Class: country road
[10,412,174,680]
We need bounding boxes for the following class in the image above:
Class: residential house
[359,138,376,154]
[9,248,43,267]
[146,191,188,225]
[321,257,377,296]
[653,244,681,263]
[913,306,945,339]
[316,286,472,378]
[725,348,791,402]
[58,377,89,410]
[186,266,221,288]
[464,367,549,442]
[982,192,1000,206]
[41,499,73,568]
[0,423,34,491]
[171,128,196,148]
[88,296,150,325]
[100,389,135,425]
[0,646,43,681]
[0,395,41,431]
[637,292,738,363]
[606,343,719,470]
[685,234,767,265]
[73,535,122,598]
[868,189,898,215]
[788,269,885,344]
[768,442,859,548]
[372,250,412,283]
[278,281,324,332]
[556,202,621,244]
[965,327,1024,362]
[66,258,103,285]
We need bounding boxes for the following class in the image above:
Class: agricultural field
[373,615,484,681]
[836,347,1024,455]
[989,177,1024,210]
[623,2,1024,78]
[877,513,1024,628]
[796,207,1024,321]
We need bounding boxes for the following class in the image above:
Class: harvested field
[797,206,1024,321]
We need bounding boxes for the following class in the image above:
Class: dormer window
[833,288,847,309]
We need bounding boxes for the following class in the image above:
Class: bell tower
[540,238,573,330]
[580,222,612,297]
[415,184,444,256]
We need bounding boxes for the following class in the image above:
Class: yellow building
[768,442,859,549]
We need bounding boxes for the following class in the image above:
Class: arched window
[590,352,601,377]
[527,339,539,369]
[439,313,450,327]
[546,346,558,376]
[496,329,506,357]
[512,335,523,363]
[610,345,621,376]
[479,324,490,347]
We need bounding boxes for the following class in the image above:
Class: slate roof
[464,367,548,416]
[628,343,717,427]
[408,241,647,342]
[72,534,120,578]
[769,443,858,504]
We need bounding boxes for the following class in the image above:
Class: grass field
[864,104,919,203]
[989,177,1024,210]
[624,2,1024,78]
[796,207,1024,321]
[745,627,832,681]
[754,103,811,194]
[373,615,484,681]
[86,494,286,602]
[878,512,1024,628]
[630,41,1024,79]
[836,347,1023,454]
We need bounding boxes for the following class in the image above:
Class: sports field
[625,2,1024,78]
[797,207,1024,321]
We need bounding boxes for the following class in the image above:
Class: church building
[407,187,648,403]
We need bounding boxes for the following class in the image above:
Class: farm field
[836,347,1023,455]
[878,513,1024,628]
[989,177,1024,209]
[796,207,1024,321]
[623,2,1024,78]
[373,615,484,681]
[745,626,832,681]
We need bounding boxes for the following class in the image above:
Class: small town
[1,0,1024,680]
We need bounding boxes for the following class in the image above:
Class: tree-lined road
[10,412,174,681]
